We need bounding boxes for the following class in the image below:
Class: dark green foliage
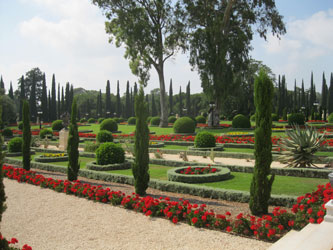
[96,142,125,165]
[97,130,113,143]
[271,113,279,122]
[80,118,87,123]
[132,85,150,195]
[328,73,333,114]
[151,92,157,117]
[250,114,256,122]
[29,75,37,122]
[283,108,287,121]
[100,118,118,132]
[41,74,48,122]
[186,81,191,116]
[105,80,111,115]
[150,116,161,126]
[0,103,5,223]
[8,137,23,153]
[39,128,52,139]
[84,141,100,153]
[169,79,173,115]
[19,75,25,121]
[52,120,64,131]
[125,81,131,118]
[173,117,196,133]
[288,113,305,126]
[97,89,103,117]
[195,115,206,124]
[2,128,13,137]
[67,98,80,181]
[194,131,216,148]
[22,100,31,170]
[321,72,328,120]
[232,114,251,128]
[328,113,333,123]
[147,116,152,123]
[18,121,23,130]
[88,118,96,123]
[128,117,136,125]
[116,81,121,117]
[168,116,177,123]
[178,87,183,116]
[51,74,57,121]
[250,69,275,215]
[98,118,105,124]
[58,84,61,119]
[8,82,13,100]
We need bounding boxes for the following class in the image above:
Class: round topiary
[2,128,13,137]
[288,113,305,126]
[195,115,206,124]
[194,131,216,148]
[100,118,118,132]
[328,113,333,123]
[271,113,279,122]
[150,116,161,126]
[250,114,256,122]
[80,118,87,123]
[88,118,96,123]
[232,114,251,128]
[98,118,105,124]
[8,137,23,153]
[52,120,64,131]
[147,116,152,123]
[128,117,136,125]
[39,128,53,139]
[173,117,196,133]
[18,121,23,130]
[97,130,114,143]
[96,142,125,165]
[168,116,177,123]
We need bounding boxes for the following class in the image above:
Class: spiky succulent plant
[278,125,326,168]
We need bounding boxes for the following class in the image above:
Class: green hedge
[86,161,132,171]
[34,155,68,163]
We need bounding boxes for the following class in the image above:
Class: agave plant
[278,124,326,168]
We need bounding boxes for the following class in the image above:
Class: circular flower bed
[149,141,165,148]
[167,165,230,183]
[188,145,224,151]
[34,153,68,163]
[86,160,132,171]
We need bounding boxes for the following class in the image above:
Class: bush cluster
[150,116,161,126]
[147,116,152,123]
[195,115,206,124]
[18,121,23,130]
[173,117,196,133]
[96,142,125,165]
[84,141,100,153]
[8,137,22,153]
[96,130,113,143]
[52,120,64,131]
[2,128,13,137]
[88,118,96,123]
[128,117,136,125]
[271,113,279,122]
[288,113,305,126]
[250,114,256,122]
[168,116,177,123]
[39,128,53,139]
[100,118,118,132]
[98,118,105,124]
[194,131,216,148]
[328,113,333,123]
[232,114,251,128]
[80,118,87,123]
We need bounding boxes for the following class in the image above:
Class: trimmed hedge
[195,131,216,148]
[80,118,87,123]
[96,130,113,143]
[34,154,68,163]
[86,161,132,171]
[8,137,22,152]
[100,118,118,132]
[232,114,251,128]
[195,115,206,124]
[150,116,161,126]
[98,118,105,124]
[173,117,196,133]
[39,128,53,139]
[272,113,279,122]
[168,116,177,123]
[88,118,96,123]
[52,120,64,131]
[18,121,23,130]
[128,117,136,125]
[328,113,333,123]
[288,113,305,126]
[2,128,13,137]
[96,142,124,165]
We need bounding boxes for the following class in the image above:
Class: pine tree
[0,101,6,223]
[67,98,80,181]
[22,100,31,171]
[132,85,149,195]
[249,69,275,215]
[321,72,328,120]
[19,76,25,121]
[41,74,48,122]
[169,79,173,115]
[151,92,157,116]
[29,74,37,122]
[8,82,13,100]
[51,74,57,120]
[105,80,111,117]
[125,81,131,118]
[186,81,191,116]
[328,73,333,115]
[116,81,121,117]
[179,86,183,116]
[58,83,61,119]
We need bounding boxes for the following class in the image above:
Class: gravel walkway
[2,179,271,250]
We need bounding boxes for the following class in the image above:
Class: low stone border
[34,154,68,163]
[86,160,132,171]
[149,142,165,148]
[188,145,224,151]
[167,166,230,184]
[5,150,36,157]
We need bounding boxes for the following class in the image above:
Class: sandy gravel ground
[2,179,271,250]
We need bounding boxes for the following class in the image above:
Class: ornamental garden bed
[167,166,230,183]
[188,145,224,151]
[149,141,165,148]
[86,160,132,171]
[224,132,255,137]
[34,153,69,163]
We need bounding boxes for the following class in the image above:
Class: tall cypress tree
[169,79,173,115]
[61,86,65,115]
[321,72,328,120]
[0,76,4,92]
[309,72,315,108]
[29,74,37,122]
[293,80,297,112]
[131,88,134,117]
[8,82,13,100]
[97,89,102,117]
[65,82,70,113]
[179,86,183,116]
[277,75,282,116]
[125,81,131,118]
[249,69,275,215]
[328,73,333,115]
[151,92,157,116]
[116,80,121,117]
[186,81,191,116]
[22,100,31,171]
[301,79,305,108]
[19,76,25,121]
[105,80,111,117]
[51,74,57,120]
[48,90,51,122]
[41,74,48,122]
[57,83,61,119]
[67,98,79,181]
[146,94,149,115]
[134,82,138,96]
[70,85,74,114]
[132,85,149,195]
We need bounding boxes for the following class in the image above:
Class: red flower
[226,226,232,232]
[172,216,178,224]
[317,217,324,224]
[309,218,315,223]
[307,208,313,214]
[201,215,207,221]
[288,220,294,227]
[145,210,152,216]
[192,217,198,224]
[10,238,18,244]
[236,213,243,219]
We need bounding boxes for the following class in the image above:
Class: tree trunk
[157,64,168,127]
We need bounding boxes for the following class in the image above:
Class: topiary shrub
[52,120,64,131]
[18,121,23,130]
[328,113,333,123]
[8,137,22,153]
[88,118,96,123]
[150,116,161,126]
[128,117,136,125]
[195,115,206,124]
[97,130,113,143]
[39,128,52,139]
[194,131,216,148]
[98,118,105,124]
[168,116,177,123]
[173,117,196,133]
[80,118,87,123]
[232,114,251,128]
[2,128,13,137]
[84,141,100,152]
[288,113,305,126]
[100,118,118,132]
[96,142,125,165]
[147,116,152,123]
[271,113,279,122]
[250,114,256,122]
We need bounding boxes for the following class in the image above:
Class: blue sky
[1,0,333,95]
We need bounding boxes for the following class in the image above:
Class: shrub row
[34,155,69,163]
[86,161,132,171]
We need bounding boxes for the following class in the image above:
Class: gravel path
[2,179,271,250]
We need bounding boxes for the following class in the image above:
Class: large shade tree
[93,0,186,127]
[179,0,285,113]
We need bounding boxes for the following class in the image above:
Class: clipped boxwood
[232,114,251,128]
[150,116,161,126]
[80,118,87,123]
[34,154,68,163]
[88,118,96,123]
[8,137,23,153]
[2,128,13,137]
[100,118,118,132]
[195,115,206,124]
[96,130,113,143]
[328,113,333,123]
[167,166,230,183]
[39,128,53,139]
[18,121,23,130]
[195,131,216,148]
[147,116,152,123]
[250,114,256,122]
[168,116,177,123]
[173,117,196,133]
[86,161,131,171]
[96,142,124,165]
[98,118,105,124]
[272,113,279,122]
[288,113,305,126]
[128,117,136,125]
[84,141,100,153]
[52,120,64,131]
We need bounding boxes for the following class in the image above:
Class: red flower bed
[180,166,217,175]
[0,234,32,250]
[3,164,333,242]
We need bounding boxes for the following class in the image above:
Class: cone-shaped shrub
[132,85,150,195]
[249,69,275,215]
[22,100,31,171]
[67,98,80,181]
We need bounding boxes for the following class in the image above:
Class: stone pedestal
[59,128,69,151]
[324,199,333,223]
